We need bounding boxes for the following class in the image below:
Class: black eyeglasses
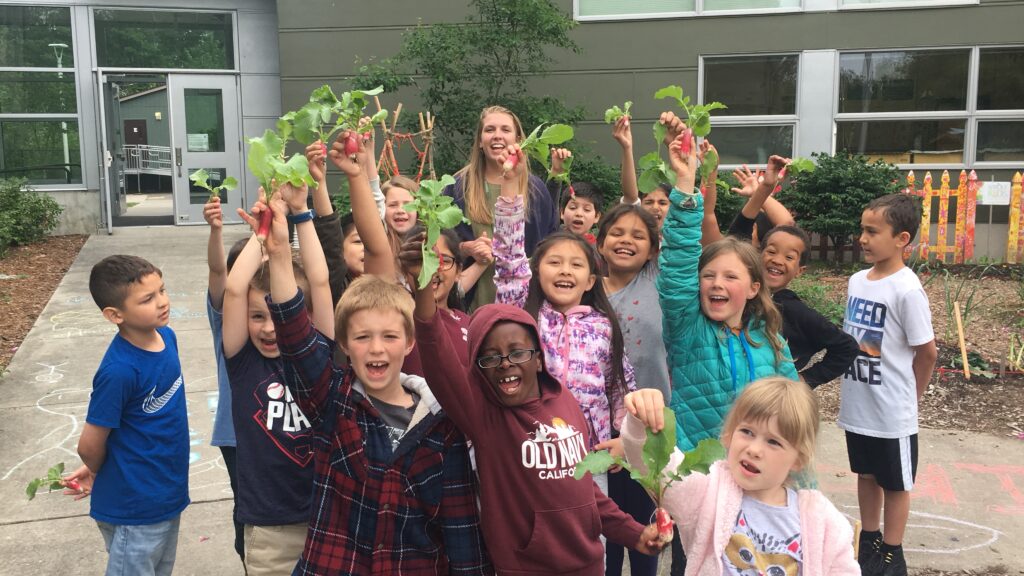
[438,255,456,271]
[476,348,539,369]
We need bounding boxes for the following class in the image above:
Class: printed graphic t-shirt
[722,490,802,576]
[369,393,420,452]
[227,340,314,526]
[839,267,934,438]
[87,326,190,525]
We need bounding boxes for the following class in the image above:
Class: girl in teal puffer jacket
[658,128,798,453]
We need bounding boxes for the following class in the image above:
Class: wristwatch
[286,209,316,224]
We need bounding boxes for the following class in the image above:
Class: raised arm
[699,140,724,246]
[223,201,265,359]
[331,130,395,280]
[613,116,640,204]
[305,141,333,217]
[204,196,228,310]
[278,182,334,340]
[656,131,703,340]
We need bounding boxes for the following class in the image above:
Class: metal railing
[122,144,172,176]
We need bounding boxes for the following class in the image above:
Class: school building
[2,0,1023,258]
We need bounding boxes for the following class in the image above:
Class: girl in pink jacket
[621,377,859,576]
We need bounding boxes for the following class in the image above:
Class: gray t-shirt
[607,260,671,401]
[722,489,802,576]
[370,392,420,451]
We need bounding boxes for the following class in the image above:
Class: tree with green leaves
[355,0,584,177]
[784,151,902,258]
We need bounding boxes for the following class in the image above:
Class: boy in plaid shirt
[254,132,491,576]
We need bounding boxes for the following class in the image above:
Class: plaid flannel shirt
[269,290,492,576]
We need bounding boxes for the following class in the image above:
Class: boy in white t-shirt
[839,194,937,576]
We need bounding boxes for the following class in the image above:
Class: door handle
[175,147,183,177]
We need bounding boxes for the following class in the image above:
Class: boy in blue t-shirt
[63,255,189,576]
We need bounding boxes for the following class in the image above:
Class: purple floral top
[493,196,636,447]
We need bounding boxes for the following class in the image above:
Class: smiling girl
[658,129,797,457]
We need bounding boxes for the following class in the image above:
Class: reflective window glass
[838,50,969,113]
[577,0,694,17]
[708,125,794,165]
[976,121,1024,163]
[836,119,965,165]
[978,47,1024,111]
[188,168,228,205]
[184,89,225,153]
[704,55,798,116]
[0,6,73,68]
[95,10,234,69]
[0,120,82,184]
[0,72,76,114]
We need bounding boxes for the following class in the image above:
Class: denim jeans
[96,515,180,576]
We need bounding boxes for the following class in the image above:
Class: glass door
[167,74,242,224]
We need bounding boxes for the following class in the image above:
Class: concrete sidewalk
[0,226,1021,575]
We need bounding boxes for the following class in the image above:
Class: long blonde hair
[457,105,530,225]
[699,237,787,363]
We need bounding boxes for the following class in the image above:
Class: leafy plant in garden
[784,151,901,258]
[26,462,76,500]
[188,169,238,202]
[0,178,62,258]
[574,408,724,539]
[403,175,469,288]
[604,101,632,125]
[289,85,388,157]
[939,266,994,342]
[788,271,845,326]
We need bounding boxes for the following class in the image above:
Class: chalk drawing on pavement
[839,506,1002,555]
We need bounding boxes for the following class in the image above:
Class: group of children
[63,104,936,576]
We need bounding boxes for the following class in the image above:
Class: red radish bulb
[680,129,693,157]
[502,152,519,175]
[257,205,273,242]
[344,134,359,160]
[65,479,81,491]
[772,166,788,196]
[655,507,674,544]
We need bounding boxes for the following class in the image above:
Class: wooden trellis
[373,97,437,183]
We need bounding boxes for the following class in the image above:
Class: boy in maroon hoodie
[412,250,664,575]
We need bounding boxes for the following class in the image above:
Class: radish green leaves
[404,175,468,289]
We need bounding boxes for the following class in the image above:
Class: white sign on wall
[187,133,209,152]
[977,181,1011,205]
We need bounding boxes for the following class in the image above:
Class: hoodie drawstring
[727,330,757,395]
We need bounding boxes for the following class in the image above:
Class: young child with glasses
[491,144,637,503]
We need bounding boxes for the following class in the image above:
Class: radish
[655,508,674,544]
[502,151,519,175]
[772,166,788,196]
[344,134,359,160]
[257,205,273,243]
[679,128,693,157]
[65,479,81,491]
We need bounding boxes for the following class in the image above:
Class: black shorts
[845,431,918,492]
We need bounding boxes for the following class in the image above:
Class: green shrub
[0,178,63,257]
[787,270,845,325]
[784,151,902,260]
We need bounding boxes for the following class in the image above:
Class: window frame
[573,0,803,22]
[0,5,84,189]
[699,52,801,169]
[832,45,1024,171]
[839,0,979,12]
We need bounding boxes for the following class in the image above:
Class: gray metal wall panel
[275,0,471,30]
[241,75,283,118]
[238,8,281,75]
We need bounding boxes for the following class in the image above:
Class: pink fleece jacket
[621,415,859,576]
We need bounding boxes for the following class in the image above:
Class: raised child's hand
[470,231,493,265]
[550,147,572,177]
[61,464,94,501]
[502,144,527,182]
[625,389,666,432]
[731,165,761,198]
[612,115,633,149]
[278,181,309,215]
[668,132,697,192]
[762,154,791,190]
[305,141,327,182]
[399,231,426,279]
[658,111,687,146]
[203,196,223,229]
[635,523,669,556]
[328,130,365,176]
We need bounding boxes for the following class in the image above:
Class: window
[0,6,80,185]
[836,47,1024,168]
[701,54,798,165]
[835,49,969,166]
[94,10,234,70]
[576,0,797,20]
[841,0,978,8]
